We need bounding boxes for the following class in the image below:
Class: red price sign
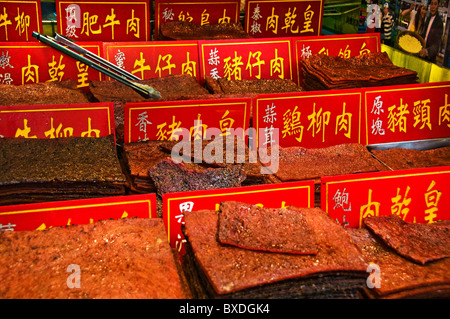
[0,0,42,41]
[364,81,450,145]
[102,41,201,81]
[0,193,157,232]
[255,89,363,148]
[56,0,151,41]
[124,98,251,143]
[321,166,450,228]
[244,0,324,38]
[0,42,102,86]
[163,180,315,254]
[0,103,115,139]
[292,33,381,85]
[154,0,240,39]
[199,38,294,82]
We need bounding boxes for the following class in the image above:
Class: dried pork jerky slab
[301,52,417,90]
[267,143,386,182]
[370,147,450,170]
[204,76,303,95]
[0,218,190,299]
[0,80,90,105]
[217,201,317,255]
[363,214,450,265]
[160,21,251,40]
[149,157,246,196]
[182,208,366,297]
[161,137,266,185]
[348,227,450,298]
[0,135,126,205]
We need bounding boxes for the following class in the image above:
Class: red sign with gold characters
[364,81,450,145]
[0,0,42,41]
[199,38,294,82]
[255,89,363,148]
[154,0,240,39]
[321,166,450,228]
[0,193,157,232]
[124,98,251,143]
[102,40,201,81]
[56,0,151,41]
[163,180,315,254]
[292,33,381,85]
[244,0,324,38]
[0,41,102,86]
[0,102,115,139]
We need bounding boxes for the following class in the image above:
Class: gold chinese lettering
[218,9,231,24]
[413,99,432,130]
[266,7,279,34]
[47,55,65,82]
[338,45,351,59]
[335,102,352,138]
[103,8,120,40]
[0,7,13,40]
[282,7,299,33]
[127,9,140,38]
[224,51,243,80]
[282,106,304,142]
[424,180,441,223]
[246,51,265,79]
[387,98,409,133]
[360,189,380,227]
[270,49,284,79]
[132,52,151,79]
[391,186,411,220]
[439,94,450,128]
[21,54,39,84]
[81,12,102,36]
[76,61,89,88]
[219,110,235,136]
[155,54,176,77]
[201,9,210,26]
[190,113,208,140]
[14,8,30,41]
[301,5,315,33]
[182,51,197,77]
[81,117,100,137]
[15,119,37,138]
[307,103,330,143]
[44,117,74,138]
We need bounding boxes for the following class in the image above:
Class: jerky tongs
[32,31,161,99]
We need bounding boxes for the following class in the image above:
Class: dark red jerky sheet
[348,227,450,298]
[183,208,366,295]
[268,143,386,182]
[217,201,317,255]
[364,215,450,265]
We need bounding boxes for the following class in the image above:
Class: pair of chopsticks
[32,31,161,99]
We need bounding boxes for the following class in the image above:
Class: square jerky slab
[364,214,450,265]
[217,201,317,255]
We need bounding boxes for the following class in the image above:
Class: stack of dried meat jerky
[0,135,126,205]
[182,202,368,299]
[301,52,418,91]
[348,215,450,299]
[123,137,266,197]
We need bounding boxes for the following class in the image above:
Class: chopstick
[32,31,161,99]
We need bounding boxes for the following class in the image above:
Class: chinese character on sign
[115,50,126,69]
[371,117,385,135]
[300,44,312,59]
[0,223,16,231]
[371,96,384,115]
[360,189,380,226]
[162,8,174,21]
[135,111,151,141]
[439,94,450,128]
[413,99,432,130]
[335,102,352,139]
[263,103,277,124]
[282,106,303,143]
[391,186,411,220]
[333,188,351,211]
[307,103,330,143]
[387,98,409,133]
[424,180,441,223]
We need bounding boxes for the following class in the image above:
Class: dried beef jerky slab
[160,21,251,40]
[148,157,246,196]
[370,147,450,170]
[301,52,417,90]
[347,227,450,299]
[204,76,302,95]
[0,135,126,205]
[363,214,450,265]
[266,143,386,183]
[182,208,366,298]
[217,201,317,255]
[161,137,267,185]
[0,218,190,299]
[0,80,90,105]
